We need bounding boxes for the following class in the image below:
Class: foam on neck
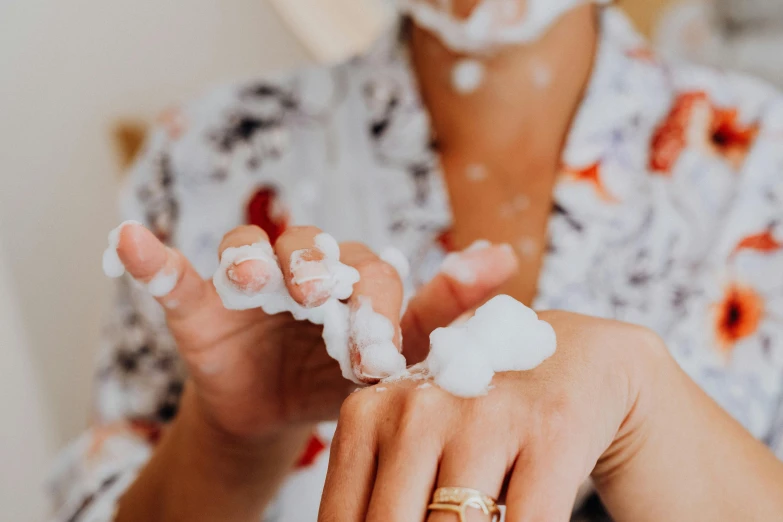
[400,0,607,54]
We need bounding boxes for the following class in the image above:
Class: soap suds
[290,233,360,305]
[380,246,411,281]
[146,268,178,297]
[531,60,552,89]
[375,387,388,393]
[102,220,142,278]
[400,0,610,54]
[500,194,531,218]
[417,382,433,390]
[451,58,486,94]
[440,239,493,284]
[425,295,556,397]
[349,297,407,381]
[210,234,371,384]
[517,236,539,259]
[466,163,488,182]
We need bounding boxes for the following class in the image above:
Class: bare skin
[115,1,783,521]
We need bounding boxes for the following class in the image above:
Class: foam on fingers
[289,233,360,306]
[349,297,406,381]
[102,220,142,278]
[440,240,517,286]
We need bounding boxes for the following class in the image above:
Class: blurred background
[1,0,780,519]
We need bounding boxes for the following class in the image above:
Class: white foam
[212,234,379,384]
[380,246,410,280]
[290,233,361,305]
[146,268,178,297]
[350,297,407,381]
[425,295,556,397]
[400,0,609,54]
[531,60,553,88]
[517,236,539,259]
[440,239,493,284]
[452,58,486,94]
[466,163,489,182]
[102,220,142,278]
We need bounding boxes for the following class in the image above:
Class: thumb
[107,221,213,319]
[400,242,518,364]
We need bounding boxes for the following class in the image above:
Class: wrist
[118,385,314,522]
[592,327,672,486]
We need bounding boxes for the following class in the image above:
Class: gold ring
[428,487,501,522]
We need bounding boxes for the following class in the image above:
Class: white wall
[0,0,311,518]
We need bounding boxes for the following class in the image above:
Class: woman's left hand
[318,311,664,522]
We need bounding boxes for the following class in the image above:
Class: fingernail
[102,220,142,278]
[227,259,270,293]
[290,248,333,306]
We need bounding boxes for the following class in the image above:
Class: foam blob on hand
[426,295,556,397]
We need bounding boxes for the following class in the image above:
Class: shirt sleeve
[47,123,186,522]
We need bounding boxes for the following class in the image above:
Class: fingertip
[226,259,270,293]
[440,242,519,289]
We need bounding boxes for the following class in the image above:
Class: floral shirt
[48,7,783,522]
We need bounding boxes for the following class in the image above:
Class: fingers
[365,387,448,522]
[275,226,359,307]
[318,390,381,522]
[504,442,588,522]
[427,429,515,522]
[401,243,519,363]
[108,222,211,317]
[218,225,273,294]
[340,242,406,382]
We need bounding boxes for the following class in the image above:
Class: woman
[50,1,783,521]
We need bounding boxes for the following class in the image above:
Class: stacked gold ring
[428,487,501,522]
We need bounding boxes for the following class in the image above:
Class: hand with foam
[319,311,669,522]
[102,221,519,443]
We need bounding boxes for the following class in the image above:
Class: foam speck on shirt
[426,295,556,397]
[102,220,142,278]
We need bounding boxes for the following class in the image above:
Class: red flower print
[650,91,759,174]
[710,106,759,169]
[437,229,456,252]
[713,284,764,352]
[649,92,708,174]
[156,106,187,140]
[129,419,164,445]
[295,433,327,469]
[731,228,782,257]
[564,162,618,203]
[246,185,289,244]
[626,47,656,63]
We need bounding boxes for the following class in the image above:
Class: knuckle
[339,388,378,427]
[357,258,402,285]
[285,225,321,237]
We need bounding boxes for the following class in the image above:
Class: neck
[409,5,599,174]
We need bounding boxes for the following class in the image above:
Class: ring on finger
[428,487,501,522]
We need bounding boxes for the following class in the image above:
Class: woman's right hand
[113,222,519,443]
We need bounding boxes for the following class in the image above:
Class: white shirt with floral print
[48,8,783,522]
